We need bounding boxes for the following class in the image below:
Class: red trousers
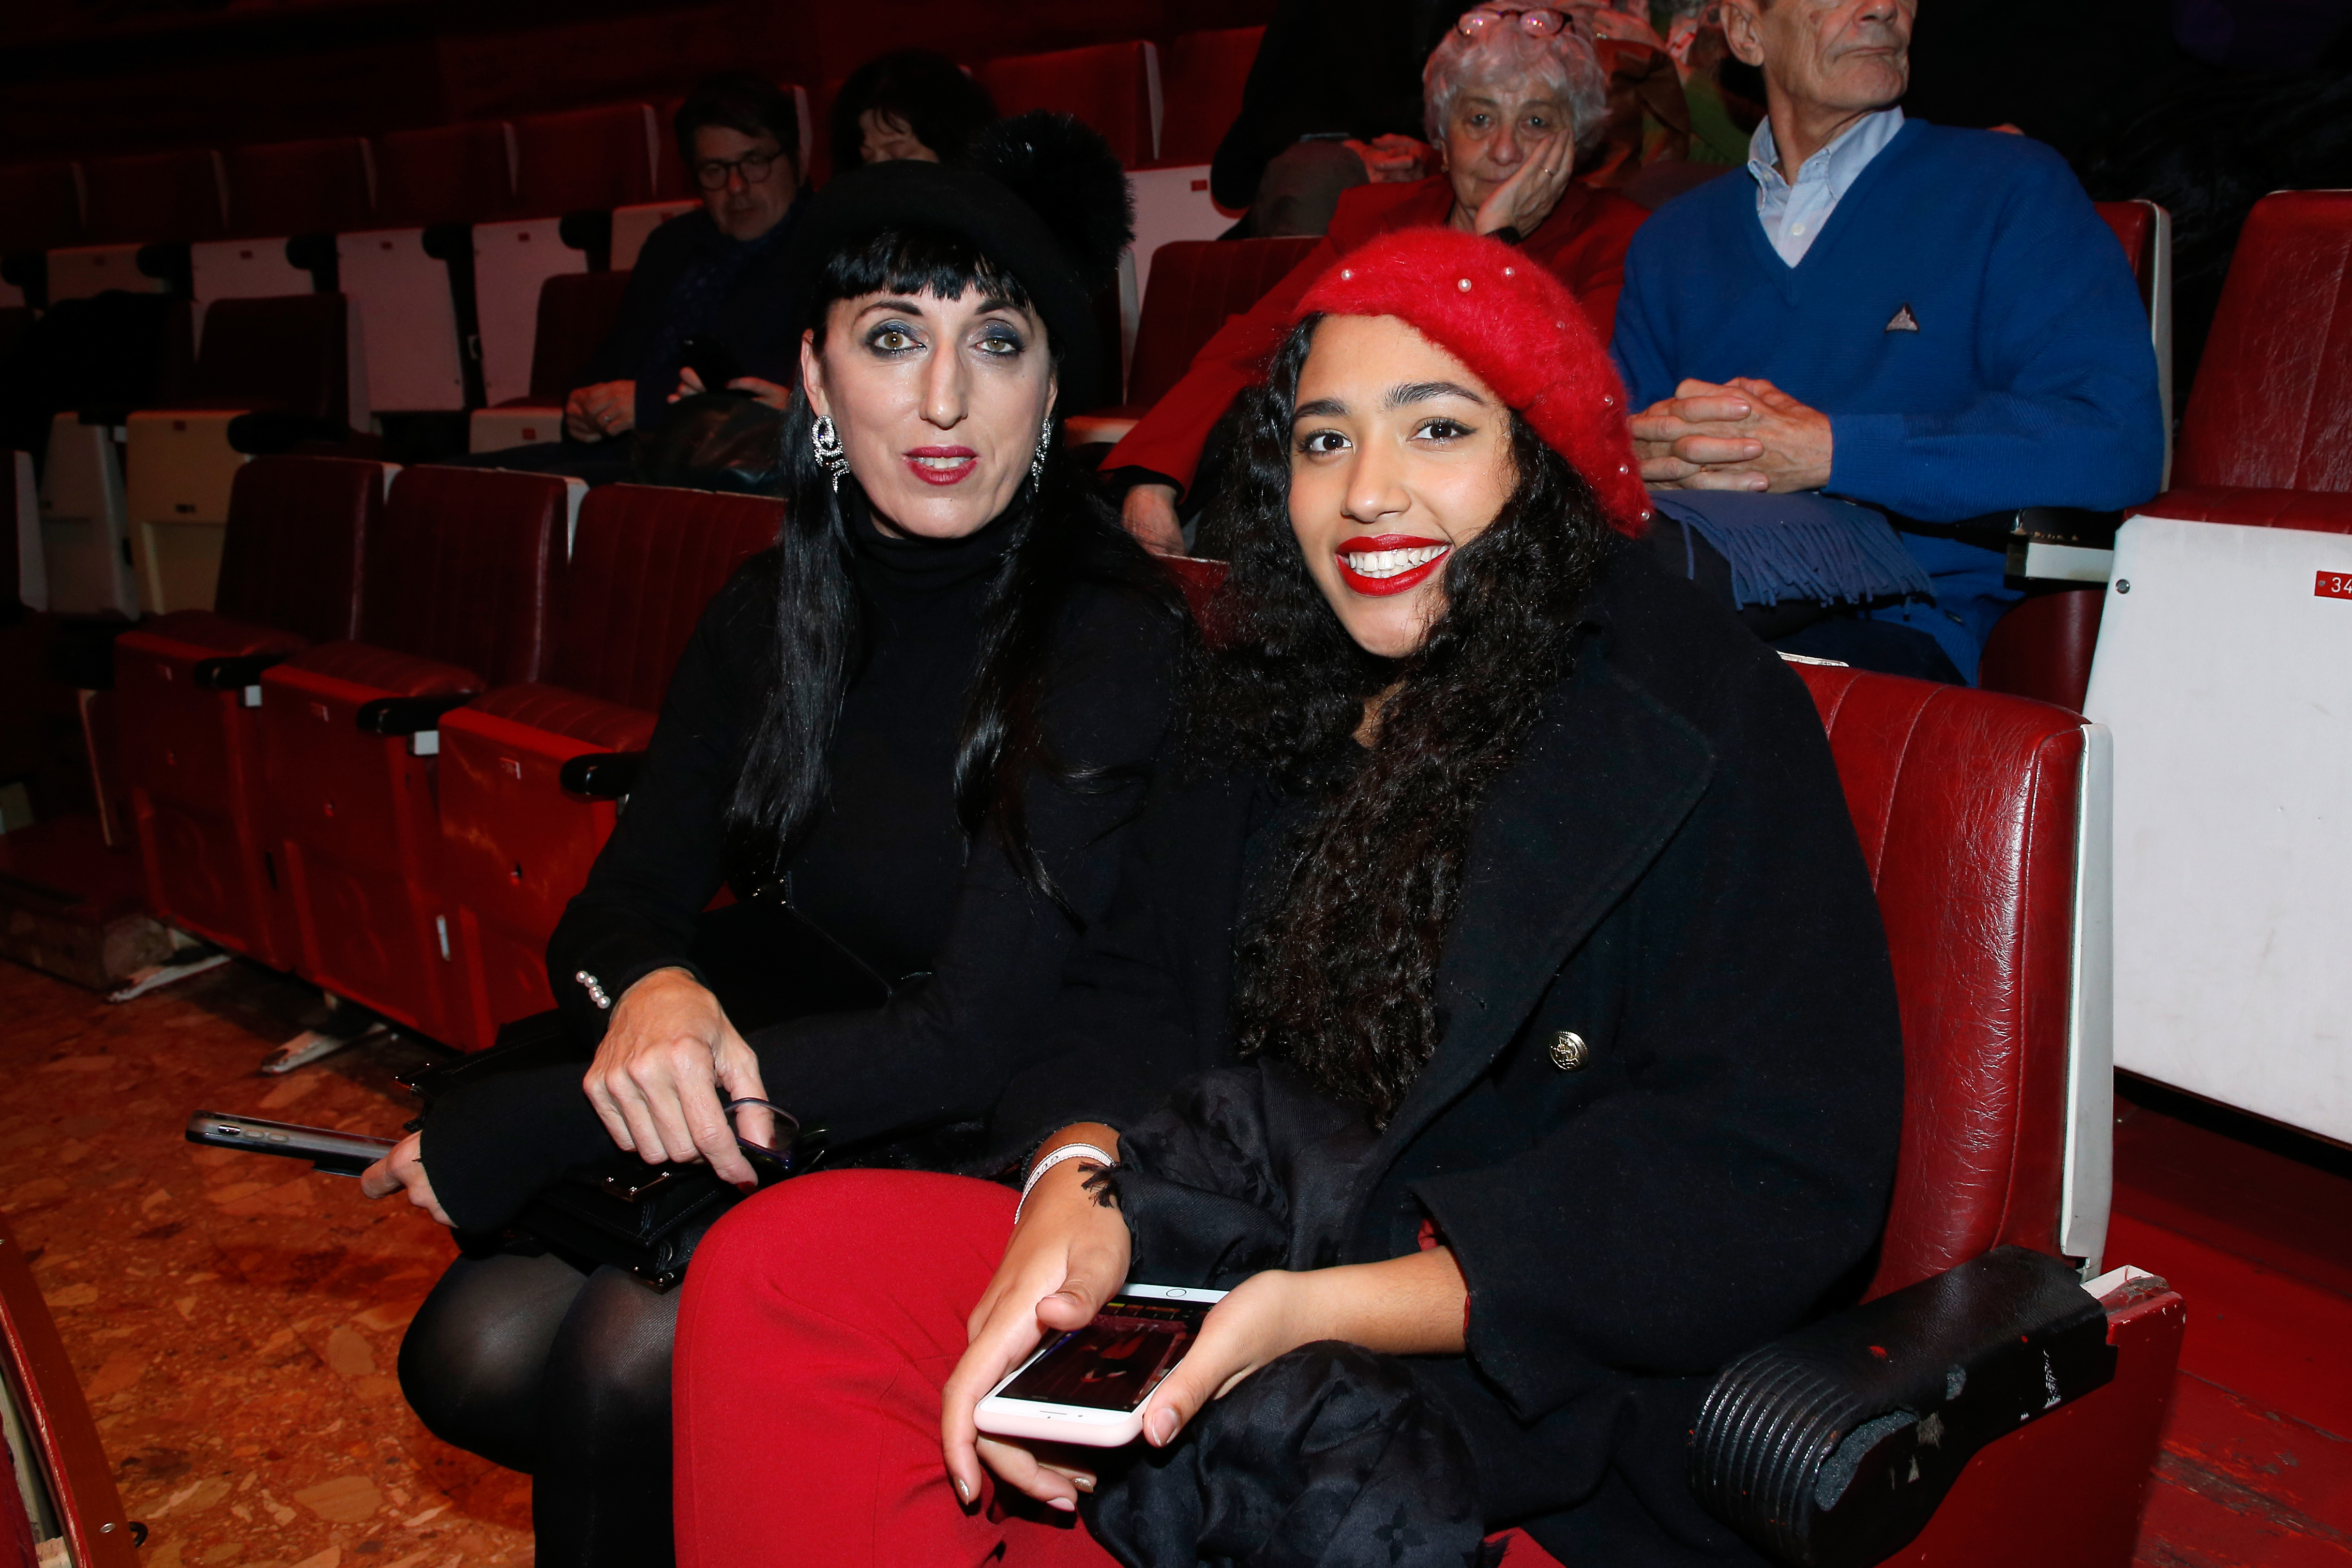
[673,1170,1121,1568]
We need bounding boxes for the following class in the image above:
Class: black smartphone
[186,1111,397,1178]
[679,333,747,396]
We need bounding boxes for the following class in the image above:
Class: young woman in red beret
[671,229,1904,1568]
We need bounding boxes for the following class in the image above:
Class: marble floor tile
[1,956,535,1567]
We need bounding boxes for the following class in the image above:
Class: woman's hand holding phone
[940,1124,1129,1512]
[583,967,770,1188]
[1136,1247,1473,1448]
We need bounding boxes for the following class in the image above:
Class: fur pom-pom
[965,110,1135,288]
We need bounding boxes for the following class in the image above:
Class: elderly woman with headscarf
[1107,4,1647,553]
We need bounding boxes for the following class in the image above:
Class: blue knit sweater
[1611,121,2164,524]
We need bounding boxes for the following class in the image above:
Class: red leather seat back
[979,42,1157,168]
[2173,190,2352,493]
[360,466,567,686]
[510,103,658,218]
[1127,237,1319,410]
[188,294,349,423]
[2093,199,2156,311]
[370,122,516,229]
[81,148,225,246]
[1156,27,1263,168]
[0,160,84,254]
[1793,665,2086,1297]
[212,456,384,645]
[1157,553,1228,638]
[221,137,373,239]
[1977,589,2105,714]
[528,270,634,403]
[550,484,782,707]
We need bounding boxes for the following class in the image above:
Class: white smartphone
[973,1283,1229,1447]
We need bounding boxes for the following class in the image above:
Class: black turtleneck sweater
[423,504,1181,1232]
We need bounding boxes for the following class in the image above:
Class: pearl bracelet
[1014,1142,1114,1225]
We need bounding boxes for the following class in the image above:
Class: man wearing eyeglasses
[563,73,808,445]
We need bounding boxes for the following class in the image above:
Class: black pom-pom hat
[784,111,1135,410]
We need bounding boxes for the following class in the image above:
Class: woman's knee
[398,1249,585,1468]
[687,1170,1014,1315]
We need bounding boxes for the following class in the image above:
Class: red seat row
[113,456,779,1049]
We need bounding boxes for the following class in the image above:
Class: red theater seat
[469,269,633,452]
[2168,190,2352,496]
[369,121,516,229]
[79,148,227,247]
[433,484,781,1049]
[255,465,572,1036]
[509,102,659,218]
[116,456,388,967]
[220,137,374,240]
[1153,27,1261,168]
[1066,235,1318,442]
[978,42,1159,169]
[0,160,84,257]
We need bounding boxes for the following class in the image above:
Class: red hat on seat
[1292,227,1651,536]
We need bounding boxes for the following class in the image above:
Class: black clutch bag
[403,899,893,1289]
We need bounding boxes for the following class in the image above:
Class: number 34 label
[2317,571,2352,600]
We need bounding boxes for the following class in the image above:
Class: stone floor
[0,954,534,1568]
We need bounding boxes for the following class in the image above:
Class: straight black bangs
[812,225,1045,353]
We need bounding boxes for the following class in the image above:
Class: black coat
[1000,545,1906,1564]
[574,203,805,432]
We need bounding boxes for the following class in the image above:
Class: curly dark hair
[1186,315,1619,1125]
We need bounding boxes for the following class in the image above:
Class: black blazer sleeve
[1412,652,1901,1423]
[740,589,1185,1152]
[571,215,703,391]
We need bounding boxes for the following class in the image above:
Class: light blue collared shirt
[1747,106,1905,266]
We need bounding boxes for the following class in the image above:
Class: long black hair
[1186,315,1619,1125]
[723,225,1179,907]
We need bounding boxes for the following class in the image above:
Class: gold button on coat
[1549,1031,1589,1071]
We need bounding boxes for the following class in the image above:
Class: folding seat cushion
[256,465,572,1037]
[116,455,387,967]
[344,121,516,416]
[978,42,1159,169]
[1065,236,1318,445]
[468,269,634,453]
[2167,190,2352,496]
[434,483,781,1049]
[123,293,354,613]
[0,160,84,260]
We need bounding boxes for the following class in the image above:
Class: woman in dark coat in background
[673,228,1905,1567]
[361,115,1181,1568]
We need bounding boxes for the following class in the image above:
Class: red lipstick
[1335,534,1451,597]
[904,446,978,486]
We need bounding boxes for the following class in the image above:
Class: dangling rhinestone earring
[1030,420,1052,487]
[811,414,850,493]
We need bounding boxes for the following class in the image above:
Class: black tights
[398,1249,680,1568]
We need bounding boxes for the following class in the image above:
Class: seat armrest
[192,652,287,691]
[558,750,646,799]
[2012,506,2121,550]
[1690,1246,2116,1567]
[356,692,477,736]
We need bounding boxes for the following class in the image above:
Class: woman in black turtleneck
[359,115,1177,1568]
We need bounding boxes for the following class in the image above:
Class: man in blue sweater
[1611,0,2164,680]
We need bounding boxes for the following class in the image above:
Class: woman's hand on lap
[940,1130,1130,1511]
[582,967,770,1187]
[359,1132,454,1227]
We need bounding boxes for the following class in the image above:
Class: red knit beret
[1291,227,1651,536]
